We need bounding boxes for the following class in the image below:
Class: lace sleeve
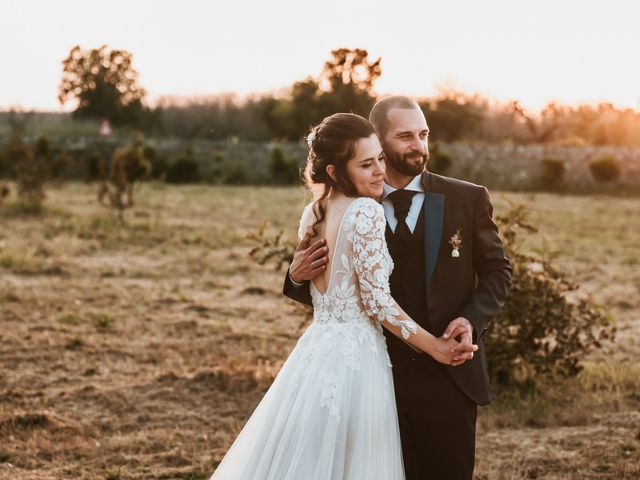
[350,199,418,339]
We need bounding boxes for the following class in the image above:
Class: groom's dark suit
[283,172,512,480]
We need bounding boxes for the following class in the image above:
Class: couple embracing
[211,96,512,480]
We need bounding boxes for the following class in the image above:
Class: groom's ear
[326,164,337,182]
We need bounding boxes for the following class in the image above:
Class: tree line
[48,45,640,146]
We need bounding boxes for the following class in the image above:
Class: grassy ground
[0,182,639,479]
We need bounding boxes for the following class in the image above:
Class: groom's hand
[290,232,329,283]
[443,317,475,364]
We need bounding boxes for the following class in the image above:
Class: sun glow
[1,0,638,113]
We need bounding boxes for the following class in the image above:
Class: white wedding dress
[211,197,415,480]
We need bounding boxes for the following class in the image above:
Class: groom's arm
[282,233,328,307]
[459,187,512,341]
[283,269,312,306]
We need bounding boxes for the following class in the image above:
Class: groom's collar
[382,174,424,200]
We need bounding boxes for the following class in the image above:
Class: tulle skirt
[210,319,405,480]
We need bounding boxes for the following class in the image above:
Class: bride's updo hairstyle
[303,113,377,236]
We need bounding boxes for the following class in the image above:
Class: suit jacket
[282,171,512,405]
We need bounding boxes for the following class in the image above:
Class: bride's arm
[351,199,476,366]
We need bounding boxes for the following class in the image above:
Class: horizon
[1,0,639,113]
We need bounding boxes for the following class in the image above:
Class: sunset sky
[1,0,638,113]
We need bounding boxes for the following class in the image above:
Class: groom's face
[380,107,429,177]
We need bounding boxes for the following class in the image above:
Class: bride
[210,113,477,480]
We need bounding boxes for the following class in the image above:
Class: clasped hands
[433,317,477,367]
[289,233,478,367]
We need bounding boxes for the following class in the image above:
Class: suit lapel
[422,173,445,284]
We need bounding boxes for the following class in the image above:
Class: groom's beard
[386,150,428,177]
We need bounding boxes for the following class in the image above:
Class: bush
[142,145,168,179]
[34,134,50,158]
[208,150,225,183]
[247,223,295,271]
[268,145,300,184]
[539,157,566,190]
[486,203,615,388]
[0,183,9,205]
[84,154,106,181]
[48,146,71,179]
[166,156,200,183]
[219,161,249,185]
[10,134,47,207]
[427,142,452,175]
[97,137,152,222]
[0,152,12,179]
[589,156,620,183]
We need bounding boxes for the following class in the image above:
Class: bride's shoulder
[344,197,385,232]
[297,202,316,239]
[349,197,384,217]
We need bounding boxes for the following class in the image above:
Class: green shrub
[589,156,620,183]
[104,470,123,480]
[247,223,295,271]
[143,145,168,179]
[0,151,12,178]
[97,140,152,222]
[268,145,299,184]
[0,183,9,205]
[166,156,200,183]
[48,146,71,179]
[11,135,47,207]
[92,313,114,331]
[219,161,249,185]
[208,150,225,183]
[34,134,50,158]
[486,203,615,388]
[84,153,106,181]
[427,142,452,175]
[539,157,566,189]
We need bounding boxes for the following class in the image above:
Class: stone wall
[439,143,640,192]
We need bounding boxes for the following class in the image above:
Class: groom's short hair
[369,96,421,135]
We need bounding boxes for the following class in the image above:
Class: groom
[283,96,512,480]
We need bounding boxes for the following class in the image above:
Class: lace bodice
[298,197,418,339]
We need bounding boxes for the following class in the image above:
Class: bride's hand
[427,336,478,367]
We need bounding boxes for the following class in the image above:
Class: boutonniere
[448,227,463,258]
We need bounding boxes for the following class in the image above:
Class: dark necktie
[388,189,416,245]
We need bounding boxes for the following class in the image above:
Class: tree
[262,48,382,140]
[58,45,147,127]
[419,93,485,142]
[318,48,381,119]
[320,48,381,93]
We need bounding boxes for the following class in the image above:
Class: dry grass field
[1,182,639,479]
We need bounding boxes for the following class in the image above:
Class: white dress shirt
[381,175,425,233]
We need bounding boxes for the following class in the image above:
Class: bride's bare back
[305,193,355,295]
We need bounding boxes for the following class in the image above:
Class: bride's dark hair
[303,113,377,236]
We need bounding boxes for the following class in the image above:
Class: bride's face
[346,133,386,198]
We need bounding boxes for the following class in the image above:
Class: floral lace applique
[319,371,341,423]
[349,198,418,340]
